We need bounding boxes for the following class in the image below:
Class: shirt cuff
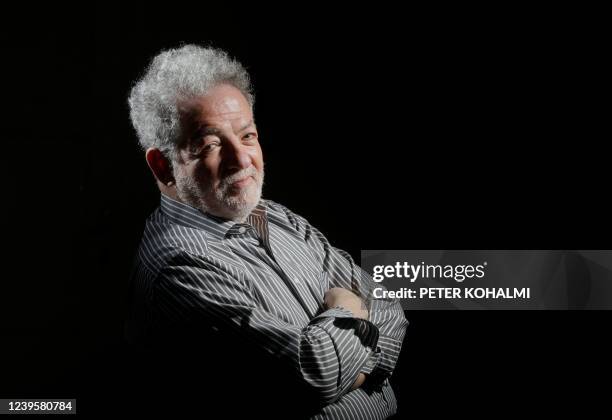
[310,306,380,350]
[312,306,355,321]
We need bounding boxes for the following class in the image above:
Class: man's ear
[145,148,175,186]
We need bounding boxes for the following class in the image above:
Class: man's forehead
[190,84,250,115]
[180,87,254,132]
[196,118,255,135]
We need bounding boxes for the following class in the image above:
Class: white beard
[175,166,264,222]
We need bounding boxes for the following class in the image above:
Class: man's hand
[350,373,367,390]
[324,287,369,320]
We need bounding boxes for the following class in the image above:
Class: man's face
[172,84,264,221]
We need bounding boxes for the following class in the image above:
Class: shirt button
[238,226,246,234]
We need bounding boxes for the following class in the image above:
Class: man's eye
[188,139,219,156]
[202,142,220,152]
[243,132,258,141]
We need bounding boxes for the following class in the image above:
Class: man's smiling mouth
[229,176,252,188]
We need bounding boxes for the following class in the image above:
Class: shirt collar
[159,194,267,241]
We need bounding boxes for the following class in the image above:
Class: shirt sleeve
[286,209,409,385]
[152,251,379,405]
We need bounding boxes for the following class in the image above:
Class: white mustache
[220,167,257,188]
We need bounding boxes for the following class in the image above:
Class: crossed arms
[153,208,408,406]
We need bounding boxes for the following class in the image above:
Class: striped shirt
[126,194,408,419]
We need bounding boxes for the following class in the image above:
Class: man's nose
[223,137,251,171]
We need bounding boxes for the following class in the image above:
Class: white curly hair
[128,45,254,160]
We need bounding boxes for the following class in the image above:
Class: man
[125,45,408,419]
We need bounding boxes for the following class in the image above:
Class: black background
[2,4,609,417]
